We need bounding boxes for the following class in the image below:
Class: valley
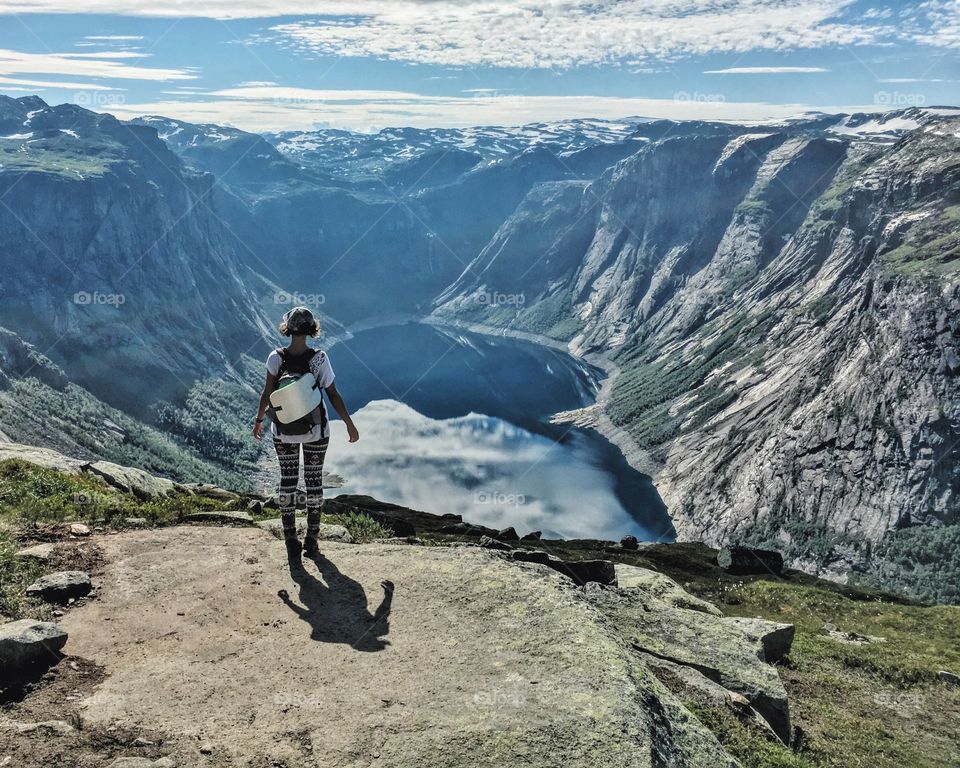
[0,95,957,602]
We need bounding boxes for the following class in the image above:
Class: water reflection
[320,323,673,541]
[329,400,649,539]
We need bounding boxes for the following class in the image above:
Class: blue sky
[0,1,956,131]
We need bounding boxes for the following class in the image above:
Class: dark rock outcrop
[25,571,92,603]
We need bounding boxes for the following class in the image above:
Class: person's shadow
[279,547,393,652]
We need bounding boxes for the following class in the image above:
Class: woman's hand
[253,420,265,441]
[346,422,360,443]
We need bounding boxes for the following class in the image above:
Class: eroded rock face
[615,563,722,616]
[583,582,794,743]
[434,113,960,580]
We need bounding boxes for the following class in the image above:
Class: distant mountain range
[1,94,957,595]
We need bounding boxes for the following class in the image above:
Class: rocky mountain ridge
[1,94,958,591]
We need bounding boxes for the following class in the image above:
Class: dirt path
[8,526,734,767]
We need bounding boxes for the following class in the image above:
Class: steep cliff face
[0,97,272,415]
[435,112,960,577]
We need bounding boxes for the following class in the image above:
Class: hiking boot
[303,536,320,555]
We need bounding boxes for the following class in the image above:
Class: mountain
[2,95,957,594]
[133,116,648,322]
[0,97,278,413]
[434,107,960,584]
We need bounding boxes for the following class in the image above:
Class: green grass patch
[879,205,960,279]
[325,511,391,542]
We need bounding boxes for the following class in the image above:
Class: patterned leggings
[273,437,329,541]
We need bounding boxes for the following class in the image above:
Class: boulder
[620,535,640,550]
[552,559,616,586]
[0,620,68,679]
[520,530,542,541]
[0,440,85,475]
[440,522,473,535]
[511,549,553,566]
[478,535,512,551]
[717,546,784,576]
[26,571,92,603]
[179,483,241,502]
[615,564,722,616]
[15,542,56,562]
[583,584,793,743]
[938,670,959,687]
[183,510,255,526]
[726,617,795,663]
[1,719,75,736]
[69,522,90,537]
[497,526,520,541]
[84,460,176,500]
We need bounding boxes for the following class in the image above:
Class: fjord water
[323,322,673,541]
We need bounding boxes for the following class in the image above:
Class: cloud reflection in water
[326,399,643,540]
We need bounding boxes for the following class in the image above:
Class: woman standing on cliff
[253,306,360,556]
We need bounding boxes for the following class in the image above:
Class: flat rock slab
[60,526,736,768]
[26,571,92,603]
[0,619,68,679]
[182,510,254,526]
[15,542,57,562]
[84,461,176,500]
[256,517,353,543]
[615,564,723,616]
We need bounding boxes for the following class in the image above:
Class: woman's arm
[253,371,277,441]
[325,382,360,442]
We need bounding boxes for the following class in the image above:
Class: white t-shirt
[266,348,335,443]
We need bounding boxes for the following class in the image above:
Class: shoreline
[313,312,664,480]
[418,315,665,479]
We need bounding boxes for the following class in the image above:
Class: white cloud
[878,77,955,82]
[704,66,829,74]
[0,75,117,90]
[270,1,889,69]
[0,47,196,82]
[0,1,951,70]
[95,88,876,132]
[83,35,145,41]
